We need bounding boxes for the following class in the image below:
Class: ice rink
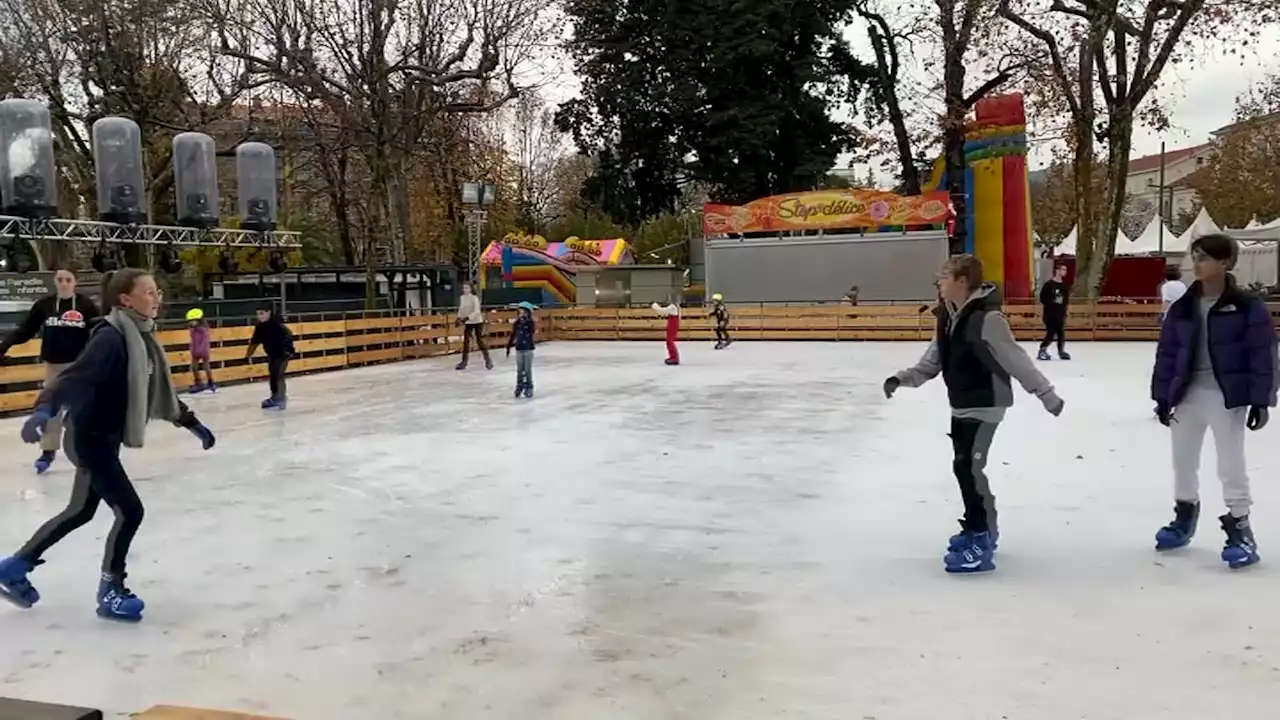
[1,340,1279,719]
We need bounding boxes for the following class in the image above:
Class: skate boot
[455,360,468,371]
[714,341,724,350]
[514,384,524,398]
[1155,500,1199,550]
[1037,348,1051,361]
[524,386,534,398]
[96,574,144,622]
[261,397,277,409]
[944,531,996,574]
[33,450,55,475]
[189,383,207,394]
[1058,350,1072,360]
[208,382,218,393]
[947,519,999,552]
[1220,513,1260,569]
[272,398,287,411]
[665,357,680,366]
[485,358,494,370]
[0,556,40,608]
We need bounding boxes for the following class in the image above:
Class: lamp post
[461,181,495,304]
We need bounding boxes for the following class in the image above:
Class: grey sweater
[895,288,1063,423]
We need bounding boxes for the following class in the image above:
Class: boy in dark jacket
[506,301,537,398]
[711,293,732,349]
[1151,233,1278,568]
[1037,263,1071,361]
[246,303,295,410]
[0,268,101,473]
[883,254,1064,574]
[0,268,214,622]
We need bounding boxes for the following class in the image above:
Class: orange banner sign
[703,189,952,235]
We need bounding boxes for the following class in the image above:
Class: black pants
[460,323,490,364]
[949,417,1000,534]
[17,428,143,578]
[1039,311,1066,353]
[714,325,731,343]
[268,357,290,400]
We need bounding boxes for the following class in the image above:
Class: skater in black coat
[0,268,215,622]
[246,303,296,409]
[0,267,101,473]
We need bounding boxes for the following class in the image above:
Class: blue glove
[188,423,216,450]
[21,406,53,444]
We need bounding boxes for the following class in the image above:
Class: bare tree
[998,0,1269,295]
[203,0,549,265]
[510,91,570,234]
[853,0,926,195]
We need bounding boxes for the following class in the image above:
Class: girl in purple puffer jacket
[1151,233,1278,569]
[187,309,216,393]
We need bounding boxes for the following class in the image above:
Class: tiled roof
[1128,143,1211,174]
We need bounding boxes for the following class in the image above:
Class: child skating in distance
[506,301,537,398]
[1151,233,1277,568]
[652,299,681,365]
[0,269,216,622]
[187,308,216,393]
[711,293,732,349]
[883,254,1064,574]
[246,303,295,410]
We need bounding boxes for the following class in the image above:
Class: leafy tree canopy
[556,0,876,223]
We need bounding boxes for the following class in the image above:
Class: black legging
[268,357,290,400]
[1039,311,1066,353]
[715,325,731,344]
[16,427,143,578]
[461,323,490,363]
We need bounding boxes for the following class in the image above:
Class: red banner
[703,189,951,235]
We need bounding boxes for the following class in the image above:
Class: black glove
[1247,406,1269,431]
[883,376,901,399]
[1156,404,1172,427]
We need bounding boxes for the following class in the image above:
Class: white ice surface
[1,342,1279,719]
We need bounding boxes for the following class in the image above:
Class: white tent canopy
[1050,224,1128,256]
[1172,207,1220,252]
[1119,214,1177,255]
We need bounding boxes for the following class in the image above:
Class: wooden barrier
[550,303,1185,342]
[0,309,541,415]
[2,302,1276,415]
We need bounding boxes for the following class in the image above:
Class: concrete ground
[0,341,1278,719]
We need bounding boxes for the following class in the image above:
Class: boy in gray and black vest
[883,254,1065,574]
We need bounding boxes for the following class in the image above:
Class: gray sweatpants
[40,363,70,452]
[1171,384,1252,517]
[515,349,534,389]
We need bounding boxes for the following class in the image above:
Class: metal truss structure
[0,215,303,248]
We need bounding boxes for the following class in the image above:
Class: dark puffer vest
[937,286,1009,409]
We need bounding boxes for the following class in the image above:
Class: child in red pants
[651,301,681,365]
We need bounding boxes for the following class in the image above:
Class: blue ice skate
[944,531,996,574]
[1036,349,1051,361]
[1058,350,1072,360]
[189,383,207,394]
[0,556,40,608]
[523,386,533,398]
[948,519,998,552]
[1220,513,1260,569]
[208,382,218,393]
[33,450,55,475]
[261,397,276,409]
[1155,501,1199,550]
[96,576,144,622]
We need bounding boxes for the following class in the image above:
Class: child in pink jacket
[187,308,216,393]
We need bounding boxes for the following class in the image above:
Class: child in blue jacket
[506,301,536,398]
[1151,234,1278,568]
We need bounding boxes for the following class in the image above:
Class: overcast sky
[535,17,1280,181]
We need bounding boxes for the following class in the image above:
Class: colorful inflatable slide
[924,94,1034,300]
[480,232,634,305]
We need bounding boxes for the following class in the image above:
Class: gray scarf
[106,307,181,448]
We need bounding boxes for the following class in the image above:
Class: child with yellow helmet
[710,292,732,349]
[186,308,216,393]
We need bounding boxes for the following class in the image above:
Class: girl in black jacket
[0,269,215,622]
[0,267,101,473]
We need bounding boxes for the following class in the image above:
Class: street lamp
[461,181,495,303]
